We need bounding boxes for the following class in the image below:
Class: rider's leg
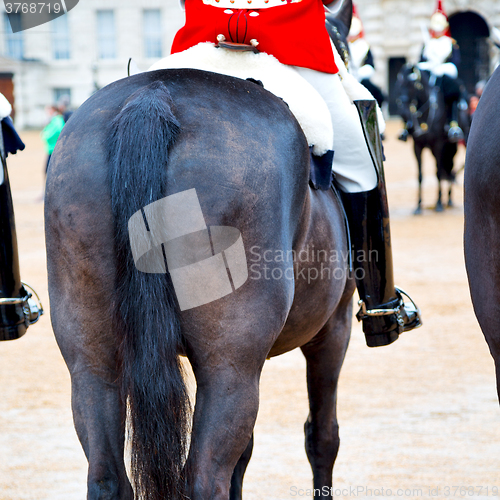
[439,73,464,142]
[293,68,422,347]
[293,67,378,192]
[0,157,43,340]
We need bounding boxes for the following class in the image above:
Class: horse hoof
[435,204,444,213]
[413,207,423,215]
[398,130,409,142]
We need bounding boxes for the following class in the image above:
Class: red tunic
[171,0,339,74]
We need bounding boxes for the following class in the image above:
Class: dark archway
[449,11,490,95]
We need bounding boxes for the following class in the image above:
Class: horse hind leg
[185,309,283,500]
[437,141,457,211]
[46,204,133,499]
[50,289,133,500]
[73,368,133,500]
[300,294,352,498]
[229,434,254,500]
[414,144,424,215]
[185,362,262,500]
[435,180,444,212]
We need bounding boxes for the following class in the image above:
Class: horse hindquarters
[48,69,313,500]
[465,171,500,402]
[464,66,500,403]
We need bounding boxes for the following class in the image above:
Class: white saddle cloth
[148,42,333,156]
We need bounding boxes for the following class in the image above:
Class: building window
[143,9,163,59]
[51,14,71,60]
[97,10,116,60]
[53,88,71,106]
[4,13,24,60]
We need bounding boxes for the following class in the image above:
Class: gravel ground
[0,121,498,500]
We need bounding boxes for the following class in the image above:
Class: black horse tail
[109,81,190,500]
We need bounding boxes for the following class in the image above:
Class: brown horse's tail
[109,81,190,500]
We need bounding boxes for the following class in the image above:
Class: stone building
[0,0,185,128]
[0,0,498,127]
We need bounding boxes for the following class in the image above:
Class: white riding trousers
[293,67,378,193]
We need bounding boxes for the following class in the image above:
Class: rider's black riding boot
[0,149,43,340]
[339,101,422,347]
[340,187,421,346]
[447,101,464,143]
[441,75,464,143]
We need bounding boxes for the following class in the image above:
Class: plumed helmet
[430,0,450,37]
[348,3,364,41]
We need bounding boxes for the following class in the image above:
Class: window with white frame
[53,88,71,106]
[3,13,24,60]
[96,10,116,60]
[143,9,163,59]
[51,14,71,60]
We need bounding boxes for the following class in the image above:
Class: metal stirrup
[0,281,44,325]
[357,287,417,318]
[357,300,402,318]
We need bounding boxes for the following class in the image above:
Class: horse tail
[109,81,190,500]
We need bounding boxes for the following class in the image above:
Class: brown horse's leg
[181,276,292,499]
[46,203,132,499]
[72,370,133,500]
[51,308,133,500]
[50,292,133,500]
[300,290,352,498]
[433,141,446,213]
[414,142,424,215]
[229,434,254,500]
[185,362,263,500]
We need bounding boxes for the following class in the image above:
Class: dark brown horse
[464,66,500,405]
[45,62,355,500]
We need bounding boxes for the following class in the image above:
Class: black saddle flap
[309,148,334,190]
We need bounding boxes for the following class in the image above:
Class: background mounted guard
[0,93,43,341]
[413,0,467,143]
[347,2,385,108]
